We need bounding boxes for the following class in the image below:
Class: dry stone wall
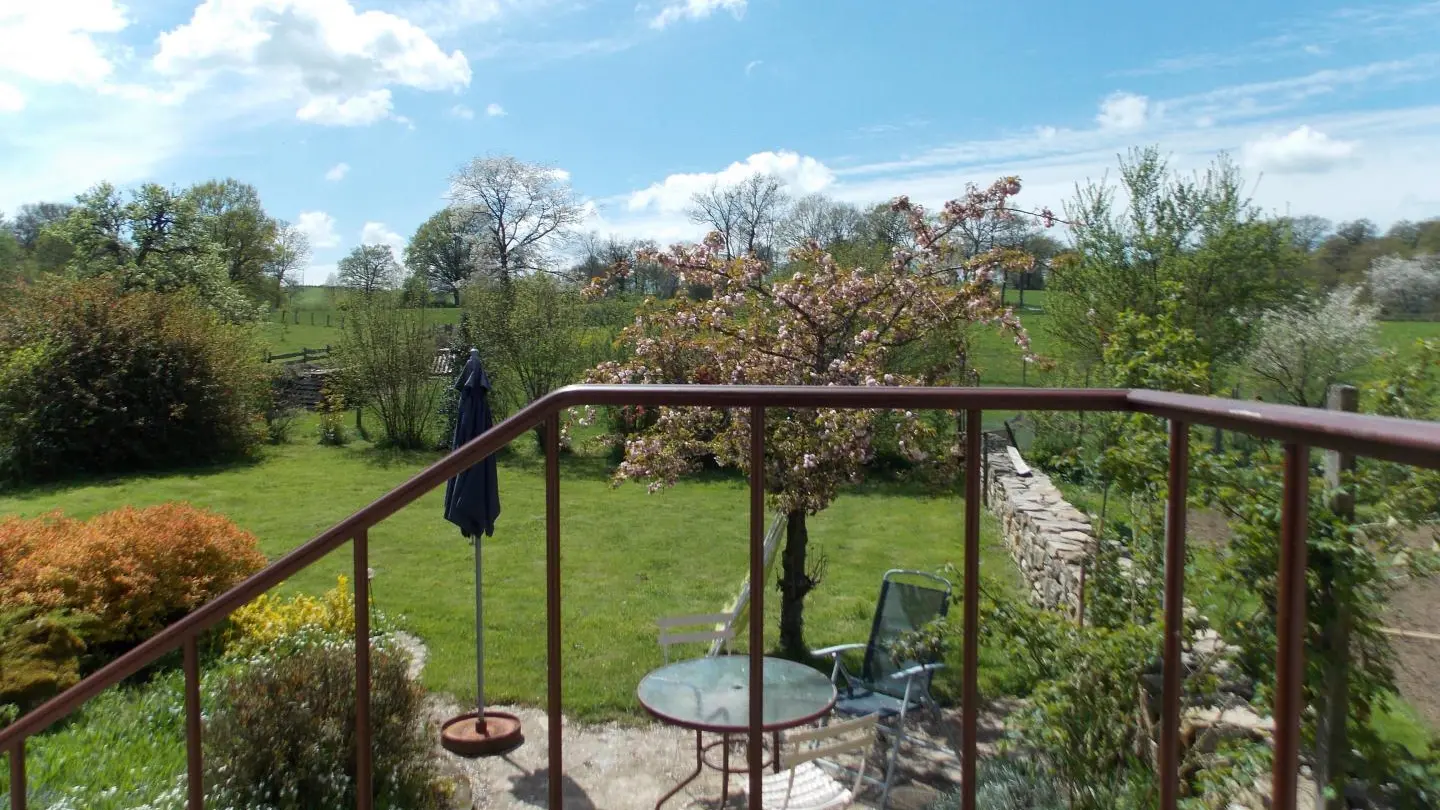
[984,445,1104,620]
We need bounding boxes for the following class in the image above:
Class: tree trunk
[779,509,815,658]
[452,288,461,307]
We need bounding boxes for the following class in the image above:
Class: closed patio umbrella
[440,348,521,757]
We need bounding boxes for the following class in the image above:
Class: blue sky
[3,0,1440,283]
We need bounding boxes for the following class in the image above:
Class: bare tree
[779,193,864,252]
[687,174,789,261]
[267,219,311,292]
[447,155,584,283]
[338,244,400,297]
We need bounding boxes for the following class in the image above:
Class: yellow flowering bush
[229,576,356,651]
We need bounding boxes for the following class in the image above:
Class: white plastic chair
[657,613,735,663]
[745,713,880,810]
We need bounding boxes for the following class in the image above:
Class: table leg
[721,732,730,806]
[655,729,703,810]
[772,731,782,774]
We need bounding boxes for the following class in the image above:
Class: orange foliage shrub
[0,504,267,645]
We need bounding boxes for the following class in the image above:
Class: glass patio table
[637,655,837,809]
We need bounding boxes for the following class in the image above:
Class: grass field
[0,415,1020,722]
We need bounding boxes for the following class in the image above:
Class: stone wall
[983,440,1277,774]
[984,444,1103,620]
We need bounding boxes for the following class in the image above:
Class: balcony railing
[5,385,1440,810]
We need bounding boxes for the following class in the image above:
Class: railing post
[748,409,771,807]
[545,414,563,810]
[1160,420,1189,810]
[7,740,24,810]
[354,530,372,810]
[962,410,982,810]
[748,408,766,810]
[1272,444,1309,810]
[184,636,203,810]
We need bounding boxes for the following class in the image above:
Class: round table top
[637,655,837,733]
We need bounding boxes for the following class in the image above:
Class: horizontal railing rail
[6,384,1440,810]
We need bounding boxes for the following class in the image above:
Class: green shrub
[318,387,352,446]
[334,300,443,450]
[0,278,267,483]
[0,606,92,712]
[925,758,1065,810]
[205,634,447,810]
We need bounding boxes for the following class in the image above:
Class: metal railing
[5,385,1440,810]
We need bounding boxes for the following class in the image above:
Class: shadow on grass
[0,454,267,502]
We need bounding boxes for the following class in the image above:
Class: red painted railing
[5,385,1440,810]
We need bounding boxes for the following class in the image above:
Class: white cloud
[745,59,762,76]
[1242,125,1359,174]
[451,103,475,119]
[0,82,24,113]
[360,221,406,256]
[0,2,129,91]
[649,0,746,30]
[296,90,394,126]
[485,102,507,117]
[627,150,835,214]
[1096,92,1149,130]
[152,0,471,125]
[296,211,340,248]
[325,162,351,181]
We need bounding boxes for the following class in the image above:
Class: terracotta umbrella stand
[440,710,524,757]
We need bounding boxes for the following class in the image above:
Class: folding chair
[812,569,953,809]
[744,713,880,810]
[657,613,735,664]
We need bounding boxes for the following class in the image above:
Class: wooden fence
[263,346,332,364]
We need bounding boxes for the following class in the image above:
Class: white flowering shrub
[1247,286,1379,407]
[1367,253,1440,316]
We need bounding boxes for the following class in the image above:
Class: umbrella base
[440,711,524,757]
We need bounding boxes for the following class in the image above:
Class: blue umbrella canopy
[444,350,500,538]
[445,349,502,720]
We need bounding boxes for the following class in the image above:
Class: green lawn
[259,306,461,356]
[0,417,1021,722]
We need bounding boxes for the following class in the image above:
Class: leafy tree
[338,244,400,297]
[0,228,23,283]
[10,202,74,250]
[1283,214,1333,252]
[405,208,487,305]
[447,155,583,283]
[188,178,278,296]
[461,274,589,446]
[1048,147,1302,376]
[48,183,260,321]
[1367,254,1440,316]
[1246,287,1379,407]
[586,179,1048,656]
[266,219,311,293]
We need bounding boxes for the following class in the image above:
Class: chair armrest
[811,643,867,658]
[888,662,945,681]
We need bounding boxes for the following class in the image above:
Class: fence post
[1314,385,1357,809]
[294,311,300,324]
[302,348,309,363]
[327,314,331,327]
[310,312,315,326]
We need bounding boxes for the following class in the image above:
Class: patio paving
[432,699,1011,810]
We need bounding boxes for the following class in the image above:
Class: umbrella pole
[475,539,486,731]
